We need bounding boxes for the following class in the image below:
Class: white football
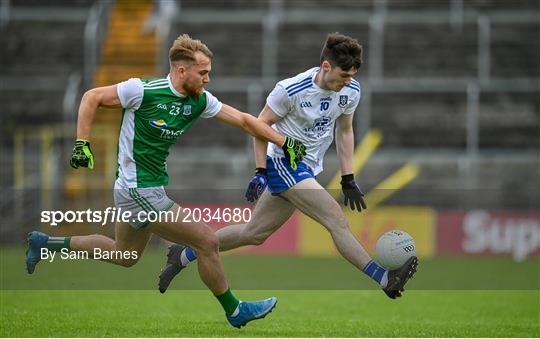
[375,230,416,270]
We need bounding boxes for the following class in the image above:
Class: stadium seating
[491,23,540,78]
[0,4,89,127]
[1,0,538,214]
[11,0,95,7]
[0,1,95,233]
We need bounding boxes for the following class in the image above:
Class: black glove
[281,136,306,170]
[340,174,367,211]
[245,168,268,202]
[69,139,94,169]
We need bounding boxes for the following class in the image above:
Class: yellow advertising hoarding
[299,206,436,258]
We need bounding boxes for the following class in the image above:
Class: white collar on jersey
[166,74,187,98]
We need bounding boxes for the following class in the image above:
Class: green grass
[1,247,539,337]
[1,290,538,337]
[1,247,538,290]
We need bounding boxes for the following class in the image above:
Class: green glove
[70,139,94,169]
[281,136,306,170]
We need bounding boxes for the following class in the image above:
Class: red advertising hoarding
[437,210,540,261]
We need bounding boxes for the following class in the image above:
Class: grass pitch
[1,290,538,337]
[1,247,538,337]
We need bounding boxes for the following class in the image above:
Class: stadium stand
[1,0,538,236]
[10,0,95,7]
[0,0,102,236]
[0,19,87,124]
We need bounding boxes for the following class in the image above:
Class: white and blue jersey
[265,67,361,193]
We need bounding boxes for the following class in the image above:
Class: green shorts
[113,180,175,229]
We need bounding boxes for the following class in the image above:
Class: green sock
[215,288,240,316]
[46,236,71,252]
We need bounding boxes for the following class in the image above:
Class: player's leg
[281,178,418,297]
[158,190,295,293]
[25,221,151,274]
[68,221,152,267]
[159,155,306,293]
[148,203,277,327]
[147,203,228,293]
[217,190,296,251]
[281,178,372,270]
[26,182,165,274]
[26,223,152,272]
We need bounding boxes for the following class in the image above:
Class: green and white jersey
[116,75,222,188]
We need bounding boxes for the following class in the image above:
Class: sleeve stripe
[285,76,312,91]
[288,83,313,96]
[143,79,167,86]
[345,84,360,92]
[143,85,169,90]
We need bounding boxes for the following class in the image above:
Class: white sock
[179,247,198,266]
[380,271,389,288]
[180,250,190,266]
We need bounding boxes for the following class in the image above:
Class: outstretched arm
[213,103,285,147]
[214,103,305,170]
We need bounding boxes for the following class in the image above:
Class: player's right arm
[244,104,283,202]
[70,85,122,169]
[253,104,282,168]
[70,78,142,169]
[76,85,121,140]
[245,82,297,201]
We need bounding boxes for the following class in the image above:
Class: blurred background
[0,0,538,289]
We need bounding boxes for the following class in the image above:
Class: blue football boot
[226,297,277,328]
[26,231,49,274]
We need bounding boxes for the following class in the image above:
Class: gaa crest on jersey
[182,105,192,116]
[339,95,348,108]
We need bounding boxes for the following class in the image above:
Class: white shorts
[113,179,175,229]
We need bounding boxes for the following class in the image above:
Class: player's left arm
[335,113,355,176]
[336,113,367,211]
[214,104,286,146]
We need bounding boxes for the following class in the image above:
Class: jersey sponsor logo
[320,97,332,102]
[160,129,183,140]
[182,105,192,116]
[339,95,348,107]
[157,104,167,110]
[150,120,183,140]
[303,117,332,138]
[150,119,168,128]
[300,101,313,108]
